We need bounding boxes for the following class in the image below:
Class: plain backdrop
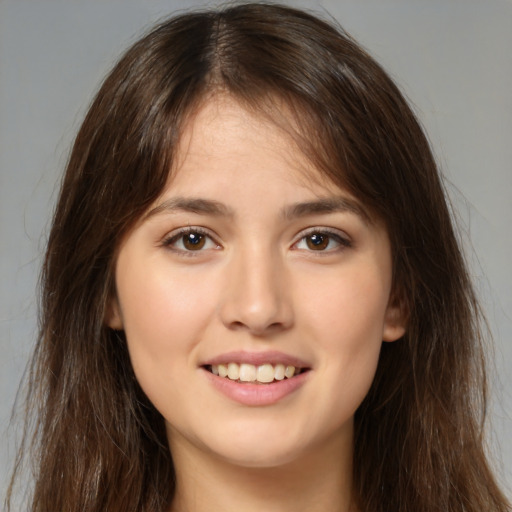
[1,0,511,501]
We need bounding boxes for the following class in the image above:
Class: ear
[105,296,123,330]
[382,290,408,342]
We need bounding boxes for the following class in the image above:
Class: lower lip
[202,369,310,406]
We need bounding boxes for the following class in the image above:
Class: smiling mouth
[204,363,309,384]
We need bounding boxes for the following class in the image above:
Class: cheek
[115,260,219,390]
[299,264,391,344]
[118,261,214,338]
[296,265,389,405]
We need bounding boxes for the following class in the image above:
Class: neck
[168,431,356,512]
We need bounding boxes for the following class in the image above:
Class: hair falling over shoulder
[6,3,510,511]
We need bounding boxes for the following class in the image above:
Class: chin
[214,439,307,469]
[194,418,335,470]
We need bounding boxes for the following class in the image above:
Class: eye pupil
[183,232,205,250]
[306,233,329,250]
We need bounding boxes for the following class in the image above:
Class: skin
[107,96,406,512]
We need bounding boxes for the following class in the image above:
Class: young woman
[6,3,510,511]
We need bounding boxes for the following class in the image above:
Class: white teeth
[210,363,301,383]
[227,362,239,380]
[257,363,275,383]
[218,364,228,378]
[285,365,295,378]
[239,363,256,382]
[274,364,285,380]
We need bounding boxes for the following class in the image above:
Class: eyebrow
[145,195,370,223]
[282,197,371,223]
[144,197,235,219]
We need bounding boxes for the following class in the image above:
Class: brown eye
[163,229,219,253]
[294,230,351,253]
[305,233,330,250]
[182,232,206,250]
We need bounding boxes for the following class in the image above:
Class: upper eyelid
[294,226,351,241]
[291,227,353,251]
[160,225,352,247]
[162,226,220,245]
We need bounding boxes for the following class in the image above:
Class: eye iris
[183,232,205,250]
[306,233,329,250]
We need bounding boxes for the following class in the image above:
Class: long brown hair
[7,3,510,511]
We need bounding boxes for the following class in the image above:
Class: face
[107,96,405,470]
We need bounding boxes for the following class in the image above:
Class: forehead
[170,94,344,197]
[145,94,372,225]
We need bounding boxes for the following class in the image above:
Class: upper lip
[201,350,311,369]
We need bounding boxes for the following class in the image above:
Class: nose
[219,246,294,336]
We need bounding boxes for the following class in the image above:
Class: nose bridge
[220,241,293,335]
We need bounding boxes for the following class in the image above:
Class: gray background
[1,0,511,501]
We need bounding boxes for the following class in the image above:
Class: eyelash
[161,227,352,255]
[161,227,220,256]
[293,228,352,253]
